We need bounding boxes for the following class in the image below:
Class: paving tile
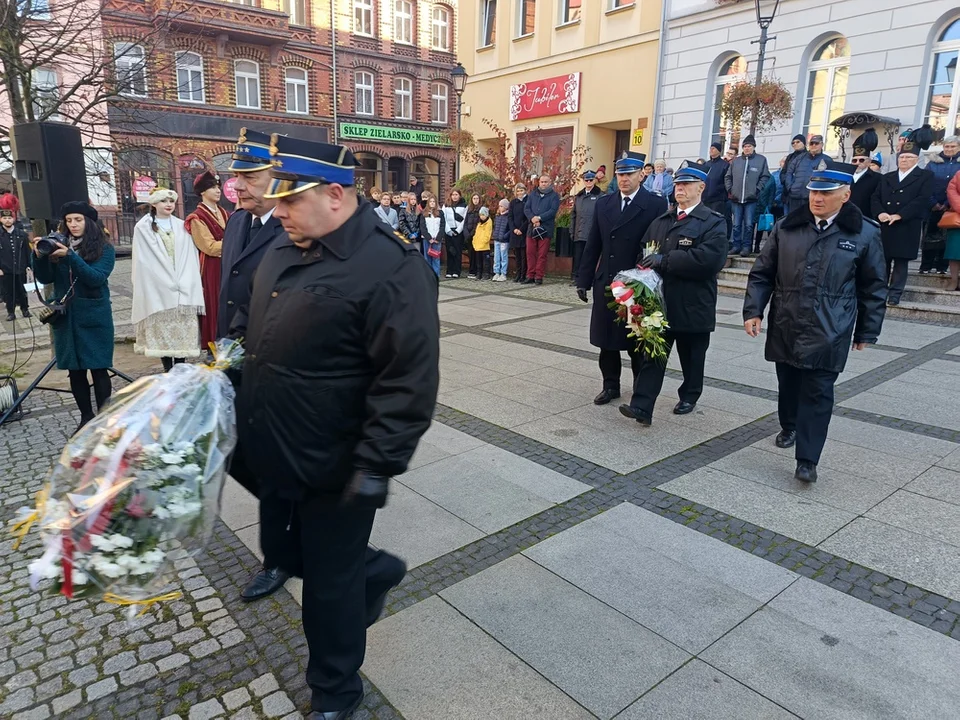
[437,287,480,301]
[905,466,960,506]
[875,320,957,349]
[841,389,960,432]
[218,477,260,532]
[937,446,960,472]
[866,490,960,547]
[524,503,796,653]
[372,483,484,568]
[408,422,487,470]
[618,659,798,720]
[442,333,511,351]
[363,596,594,720]
[554,356,603,379]
[437,387,554,428]
[441,556,689,719]
[661,467,857,546]
[234,524,262,562]
[703,363,780,391]
[701,578,960,718]
[819,518,960,600]
[472,375,589,414]
[825,416,958,461]
[440,344,546,377]
[512,367,602,398]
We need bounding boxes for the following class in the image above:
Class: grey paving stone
[824,416,958,461]
[618,659,797,720]
[661,467,857,546]
[438,387,554,428]
[371,482,485,568]
[51,689,82,715]
[0,687,34,714]
[102,650,137,675]
[820,518,960,600]
[524,503,796,653]
[188,698,225,719]
[249,673,279,698]
[85,677,117,701]
[260,691,296,717]
[11,706,50,720]
[222,687,250,711]
[156,653,190,672]
[937,446,960,472]
[218,476,260,532]
[702,579,960,718]
[441,555,689,718]
[904,466,960,506]
[119,662,158,686]
[364,596,594,719]
[866,490,960,547]
[841,386,960,433]
[472,374,590,414]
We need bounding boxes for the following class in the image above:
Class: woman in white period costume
[131,188,206,371]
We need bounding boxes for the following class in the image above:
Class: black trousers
[920,213,949,273]
[572,242,585,279]
[885,257,910,302]
[1,272,28,313]
[629,332,710,418]
[513,246,527,280]
[68,368,111,423]
[446,233,463,276]
[260,486,397,713]
[475,250,490,279]
[160,357,186,372]
[598,347,643,392]
[775,363,839,464]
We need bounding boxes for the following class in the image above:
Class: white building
[653,0,960,165]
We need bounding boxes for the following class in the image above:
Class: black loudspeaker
[10,122,88,220]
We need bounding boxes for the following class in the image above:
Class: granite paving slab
[865,490,960,547]
[904,465,960,506]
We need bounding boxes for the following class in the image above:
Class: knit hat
[710,142,723,153]
[479,206,490,217]
[60,201,98,223]
[792,134,806,144]
[742,134,756,147]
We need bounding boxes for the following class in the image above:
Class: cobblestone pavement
[3,276,960,718]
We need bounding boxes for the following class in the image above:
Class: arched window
[234,60,261,109]
[801,37,850,156]
[430,82,448,124]
[411,157,440,199]
[176,52,204,103]
[354,152,383,194]
[355,70,375,115]
[285,67,309,114]
[924,17,960,145]
[114,43,146,97]
[710,55,748,150]
[394,76,413,120]
[431,6,450,50]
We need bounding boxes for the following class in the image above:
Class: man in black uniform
[617,162,727,426]
[744,161,886,483]
[231,135,440,719]
[0,195,31,320]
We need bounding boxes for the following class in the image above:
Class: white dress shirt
[898,164,918,183]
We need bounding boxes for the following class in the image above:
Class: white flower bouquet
[606,268,670,360]
[23,340,243,609]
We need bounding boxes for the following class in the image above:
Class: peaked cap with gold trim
[229,127,274,173]
[265,134,357,198]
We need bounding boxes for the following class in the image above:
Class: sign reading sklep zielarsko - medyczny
[339,123,449,146]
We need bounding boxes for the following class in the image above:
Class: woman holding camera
[131,188,205,371]
[32,201,116,431]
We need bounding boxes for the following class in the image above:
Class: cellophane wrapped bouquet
[22,340,243,611]
[607,265,670,360]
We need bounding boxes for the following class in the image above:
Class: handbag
[938,211,960,229]
[757,213,774,232]
[531,224,550,241]
[426,242,442,259]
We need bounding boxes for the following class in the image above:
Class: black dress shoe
[366,552,407,627]
[21,308,31,318]
[240,567,290,602]
[618,404,652,426]
[5,313,14,321]
[522,278,536,284]
[775,430,796,448]
[593,389,621,405]
[307,694,363,720]
[795,461,818,483]
[535,278,543,285]
[886,298,899,307]
[673,401,696,415]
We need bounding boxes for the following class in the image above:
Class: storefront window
[354,152,382,196]
[116,148,175,216]
[411,157,440,199]
[517,128,574,178]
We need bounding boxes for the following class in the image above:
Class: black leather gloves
[576,288,588,303]
[639,254,662,269]
[341,470,390,508]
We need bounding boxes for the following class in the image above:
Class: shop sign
[222,177,239,204]
[339,123,449,147]
[509,72,581,122]
[132,175,157,202]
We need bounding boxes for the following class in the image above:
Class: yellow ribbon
[204,339,243,371]
[102,591,183,617]
[10,485,49,550]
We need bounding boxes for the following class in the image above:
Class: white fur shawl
[131,214,206,326]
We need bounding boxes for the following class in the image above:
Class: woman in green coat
[32,201,116,430]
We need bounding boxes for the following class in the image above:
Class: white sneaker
[452,274,459,278]
[494,274,501,282]
[445,274,452,278]
[499,274,506,282]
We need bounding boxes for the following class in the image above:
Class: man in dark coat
[703,142,729,217]
[781,134,807,212]
[232,135,439,720]
[523,175,561,284]
[508,183,530,282]
[570,169,602,285]
[0,195,31,320]
[848,132,881,220]
[617,162,727,426]
[744,162,886,483]
[871,132,935,306]
[408,175,425,208]
[218,129,291,605]
[576,152,668,404]
[783,134,825,214]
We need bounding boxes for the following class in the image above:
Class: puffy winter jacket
[927,152,960,205]
[724,153,771,203]
[783,151,825,205]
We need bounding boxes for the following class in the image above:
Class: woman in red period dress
[184,171,229,350]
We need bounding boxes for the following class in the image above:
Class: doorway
[387,157,406,193]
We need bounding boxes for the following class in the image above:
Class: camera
[35,232,66,258]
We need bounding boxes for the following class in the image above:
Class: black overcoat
[870,167,934,260]
[576,188,667,350]
[849,171,880,220]
[231,204,440,502]
[217,209,285,338]
[640,204,728,333]
[743,202,887,374]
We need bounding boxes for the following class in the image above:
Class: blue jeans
[731,202,757,253]
[423,241,441,277]
[494,242,509,275]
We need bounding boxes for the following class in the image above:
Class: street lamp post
[451,62,468,186]
[750,0,781,136]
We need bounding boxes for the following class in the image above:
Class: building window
[355,70,375,115]
[516,0,535,37]
[608,0,633,8]
[518,127,574,176]
[395,77,412,120]
[30,0,52,21]
[924,17,960,145]
[710,55,748,150]
[114,43,147,97]
[431,6,450,50]
[480,0,496,47]
[31,68,60,119]
[430,82,448,124]
[230,0,256,5]
[354,152,382,194]
[285,67,309,114]
[394,0,413,44]
[176,51,204,103]
[411,157,440,198]
[802,37,850,156]
[284,0,306,25]
[234,59,261,109]
[354,0,374,36]
[561,0,581,23]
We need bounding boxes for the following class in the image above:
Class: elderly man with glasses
[849,129,882,218]
[782,134,826,214]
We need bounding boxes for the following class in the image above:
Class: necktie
[677,210,687,221]
[817,220,828,232]
[243,217,263,250]
[622,196,630,213]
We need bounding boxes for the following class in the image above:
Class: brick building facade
[100,0,458,234]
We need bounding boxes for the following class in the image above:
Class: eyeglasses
[809,141,823,146]
[852,158,868,163]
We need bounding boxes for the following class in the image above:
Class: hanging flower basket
[719,79,794,135]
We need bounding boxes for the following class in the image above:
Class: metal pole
[455,94,462,184]
[331,0,338,143]
[750,23,768,137]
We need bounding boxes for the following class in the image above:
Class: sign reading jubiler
[509,72,581,122]
[339,123,449,147]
